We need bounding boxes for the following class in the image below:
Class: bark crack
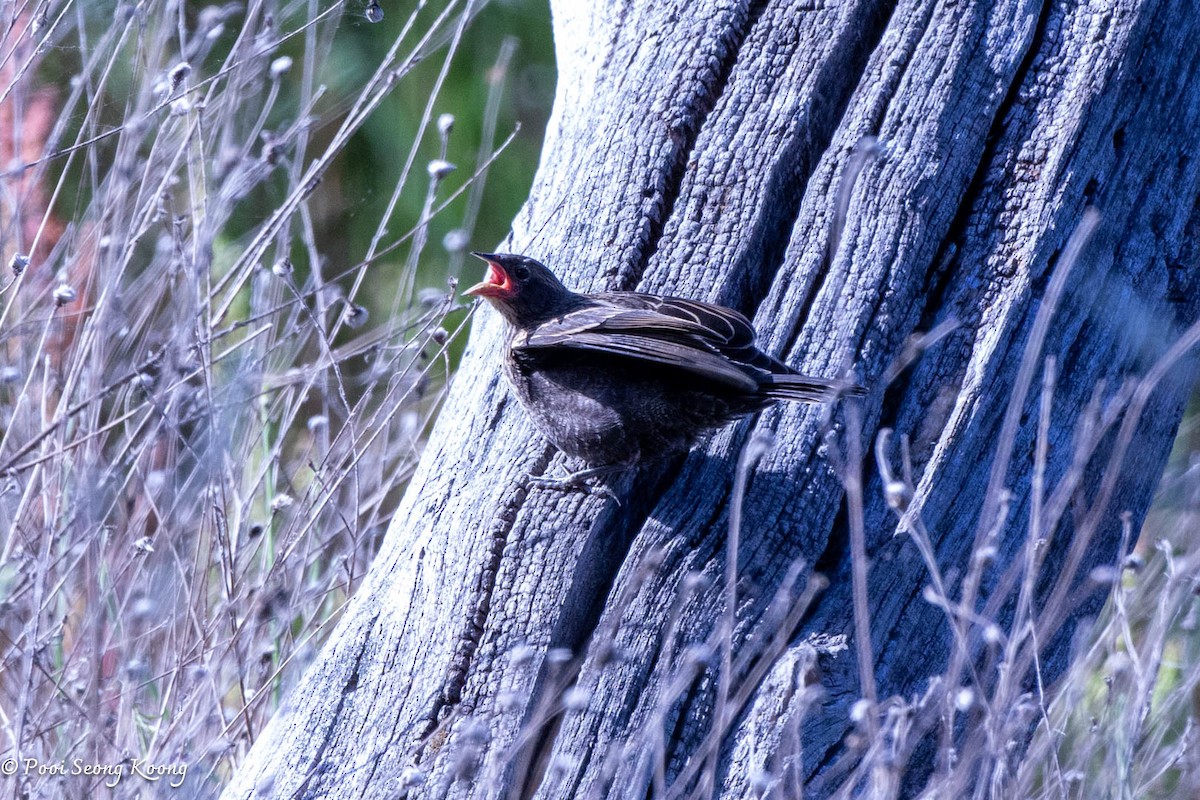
[908,0,1056,343]
[732,1,897,321]
[617,0,771,292]
[420,446,556,743]
[296,623,376,797]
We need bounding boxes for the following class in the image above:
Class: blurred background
[308,0,556,314]
[0,1,556,794]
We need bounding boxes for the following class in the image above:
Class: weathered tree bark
[225,0,1200,798]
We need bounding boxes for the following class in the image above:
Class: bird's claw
[526,471,621,504]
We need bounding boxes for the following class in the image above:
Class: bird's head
[464,252,579,327]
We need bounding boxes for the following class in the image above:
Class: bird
[464,252,863,492]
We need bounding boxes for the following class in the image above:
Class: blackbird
[465,252,863,489]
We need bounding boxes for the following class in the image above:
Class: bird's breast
[505,355,626,456]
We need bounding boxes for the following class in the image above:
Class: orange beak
[464,252,513,298]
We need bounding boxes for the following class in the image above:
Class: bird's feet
[527,464,627,503]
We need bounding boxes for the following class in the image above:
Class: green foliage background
[319,0,555,300]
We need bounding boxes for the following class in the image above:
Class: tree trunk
[224,0,1200,797]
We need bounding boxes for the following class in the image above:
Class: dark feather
[761,373,866,402]
[514,292,799,391]
[514,303,763,392]
[515,328,760,392]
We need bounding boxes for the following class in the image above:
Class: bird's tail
[760,374,866,403]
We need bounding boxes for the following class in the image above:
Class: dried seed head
[169,61,192,90]
[972,545,997,568]
[130,595,157,622]
[342,303,368,329]
[365,1,384,22]
[269,56,293,80]
[562,686,590,711]
[145,471,168,492]
[261,138,283,165]
[546,647,573,665]
[53,283,77,306]
[509,644,535,667]
[271,258,293,278]
[884,480,912,511]
[9,253,29,276]
[427,159,456,180]
[460,719,488,745]
[442,228,469,253]
[437,113,455,136]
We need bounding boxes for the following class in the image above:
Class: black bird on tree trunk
[465,252,863,489]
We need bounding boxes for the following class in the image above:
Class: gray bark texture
[225,0,1200,797]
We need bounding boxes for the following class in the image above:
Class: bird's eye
[512,264,530,281]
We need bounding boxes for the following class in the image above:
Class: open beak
[464,252,512,298]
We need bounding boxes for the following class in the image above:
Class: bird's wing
[609,293,786,371]
[607,293,752,342]
[514,303,762,392]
